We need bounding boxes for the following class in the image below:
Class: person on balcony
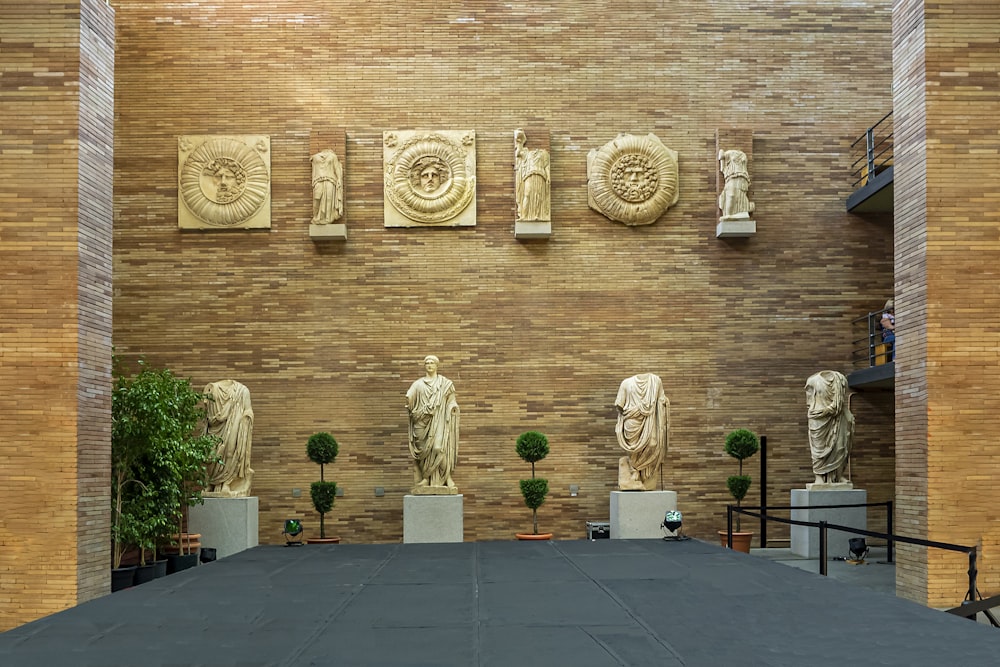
[880,299,895,360]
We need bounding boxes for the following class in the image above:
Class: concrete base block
[610,490,677,539]
[403,494,463,543]
[790,488,867,558]
[188,496,259,560]
[514,220,551,239]
[309,223,347,240]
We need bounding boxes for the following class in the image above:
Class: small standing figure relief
[311,149,343,225]
[718,149,755,221]
[514,129,551,222]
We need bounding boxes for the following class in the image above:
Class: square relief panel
[383,130,476,228]
[178,135,271,230]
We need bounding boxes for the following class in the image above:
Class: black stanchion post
[727,505,733,549]
[760,435,767,548]
[886,500,894,563]
[968,548,978,603]
[819,521,828,576]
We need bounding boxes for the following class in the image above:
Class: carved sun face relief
[587,133,679,226]
[383,130,477,227]
[178,135,271,229]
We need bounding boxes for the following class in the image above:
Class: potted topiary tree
[719,428,760,553]
[515,431,552,540]
[306,432,340,544]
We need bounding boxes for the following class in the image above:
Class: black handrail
[725,502,978,606]
[850,111,893,189]
[851,310,890,368]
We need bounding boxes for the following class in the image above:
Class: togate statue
[405,355,460,495]
[615,373,669,491]
[718,148,755,221]
[805,370,854,488]
[514,128,551,222]
[310,148,343,225]
[202,379,255,497]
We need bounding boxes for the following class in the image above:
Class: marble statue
[178,135,271,229]
[805,370,854,488]
[405,355,460,494]
[383,130,477,227]
[587,133,679,226]
[310,149,343,225]
[203,379,255,497]
[514,129,551,222]
[718,149,755,221]
[615,373,669,491]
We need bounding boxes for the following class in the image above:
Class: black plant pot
[133,563,158,585]
[165,553,198,574]
[111,566,136,592]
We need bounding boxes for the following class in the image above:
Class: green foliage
[516,431,551,534]
[519,478,549,511]
[723,429,759,532]
[307,432,339,538]
[515,431,550,465]
[724,429,760,464]
[310,481,337,516]
[111,357,218,566]
[306,432,339,467]
[726,475,752,503]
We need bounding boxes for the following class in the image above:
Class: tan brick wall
[893,0,1000,607]
[109,1,895,555]
[0,0,114,631]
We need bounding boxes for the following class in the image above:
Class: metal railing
[851,310,891,368]
[850,111,893,189]
[724,503,984,614]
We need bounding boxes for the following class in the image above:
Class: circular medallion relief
[588,134,679,226]
[384,133,475,224]
[180,137,270,227]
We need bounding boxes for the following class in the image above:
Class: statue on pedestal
[615,373,669,491]
[203,379,254,497]
[406,355,459,495]
[805,370,854,488]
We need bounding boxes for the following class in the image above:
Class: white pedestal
[716,219,756,238]
[514,220,551,239]
[403,494,463,543]
[790,488,867,558]
[610,490,677,539]
[188,496,259,560]
[310,223,347,240]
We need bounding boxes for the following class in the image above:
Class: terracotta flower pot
[515,533,553,541]
[718,530,753,553]
[306,537,341,544]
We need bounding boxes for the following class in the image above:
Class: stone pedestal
[188,496,259,560]
[514,220,551,239]
[610,490,677,539]
[716,218,756,238]
[403,494,463,544]
[310,223,346,240]
[790,488,867,558]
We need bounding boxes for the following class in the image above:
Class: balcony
[847,111,893,214]
[847,310,894,390]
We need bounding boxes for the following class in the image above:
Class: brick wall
[894,0,1000,606]
[0,0,114,631]
[109,1,895,557]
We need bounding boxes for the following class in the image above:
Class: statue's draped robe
[406,374,459,488]
[615,373,669,486]
[806,371,854,481]
[204,379,255,496]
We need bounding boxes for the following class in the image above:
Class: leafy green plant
[306,432,339,539]
[111,357,217,567]
[723,428,760,532]
[516,431,550,535]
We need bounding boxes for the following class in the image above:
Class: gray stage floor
[2,538,998,666]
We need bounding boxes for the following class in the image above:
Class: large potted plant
[112,358,217,584]
[719,428,760,553]
[515,431,552,540]
[306,432,340,544]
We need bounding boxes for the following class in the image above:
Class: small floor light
[283,519,304,546]
[662,510,690,541]
[849,537,869,563]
